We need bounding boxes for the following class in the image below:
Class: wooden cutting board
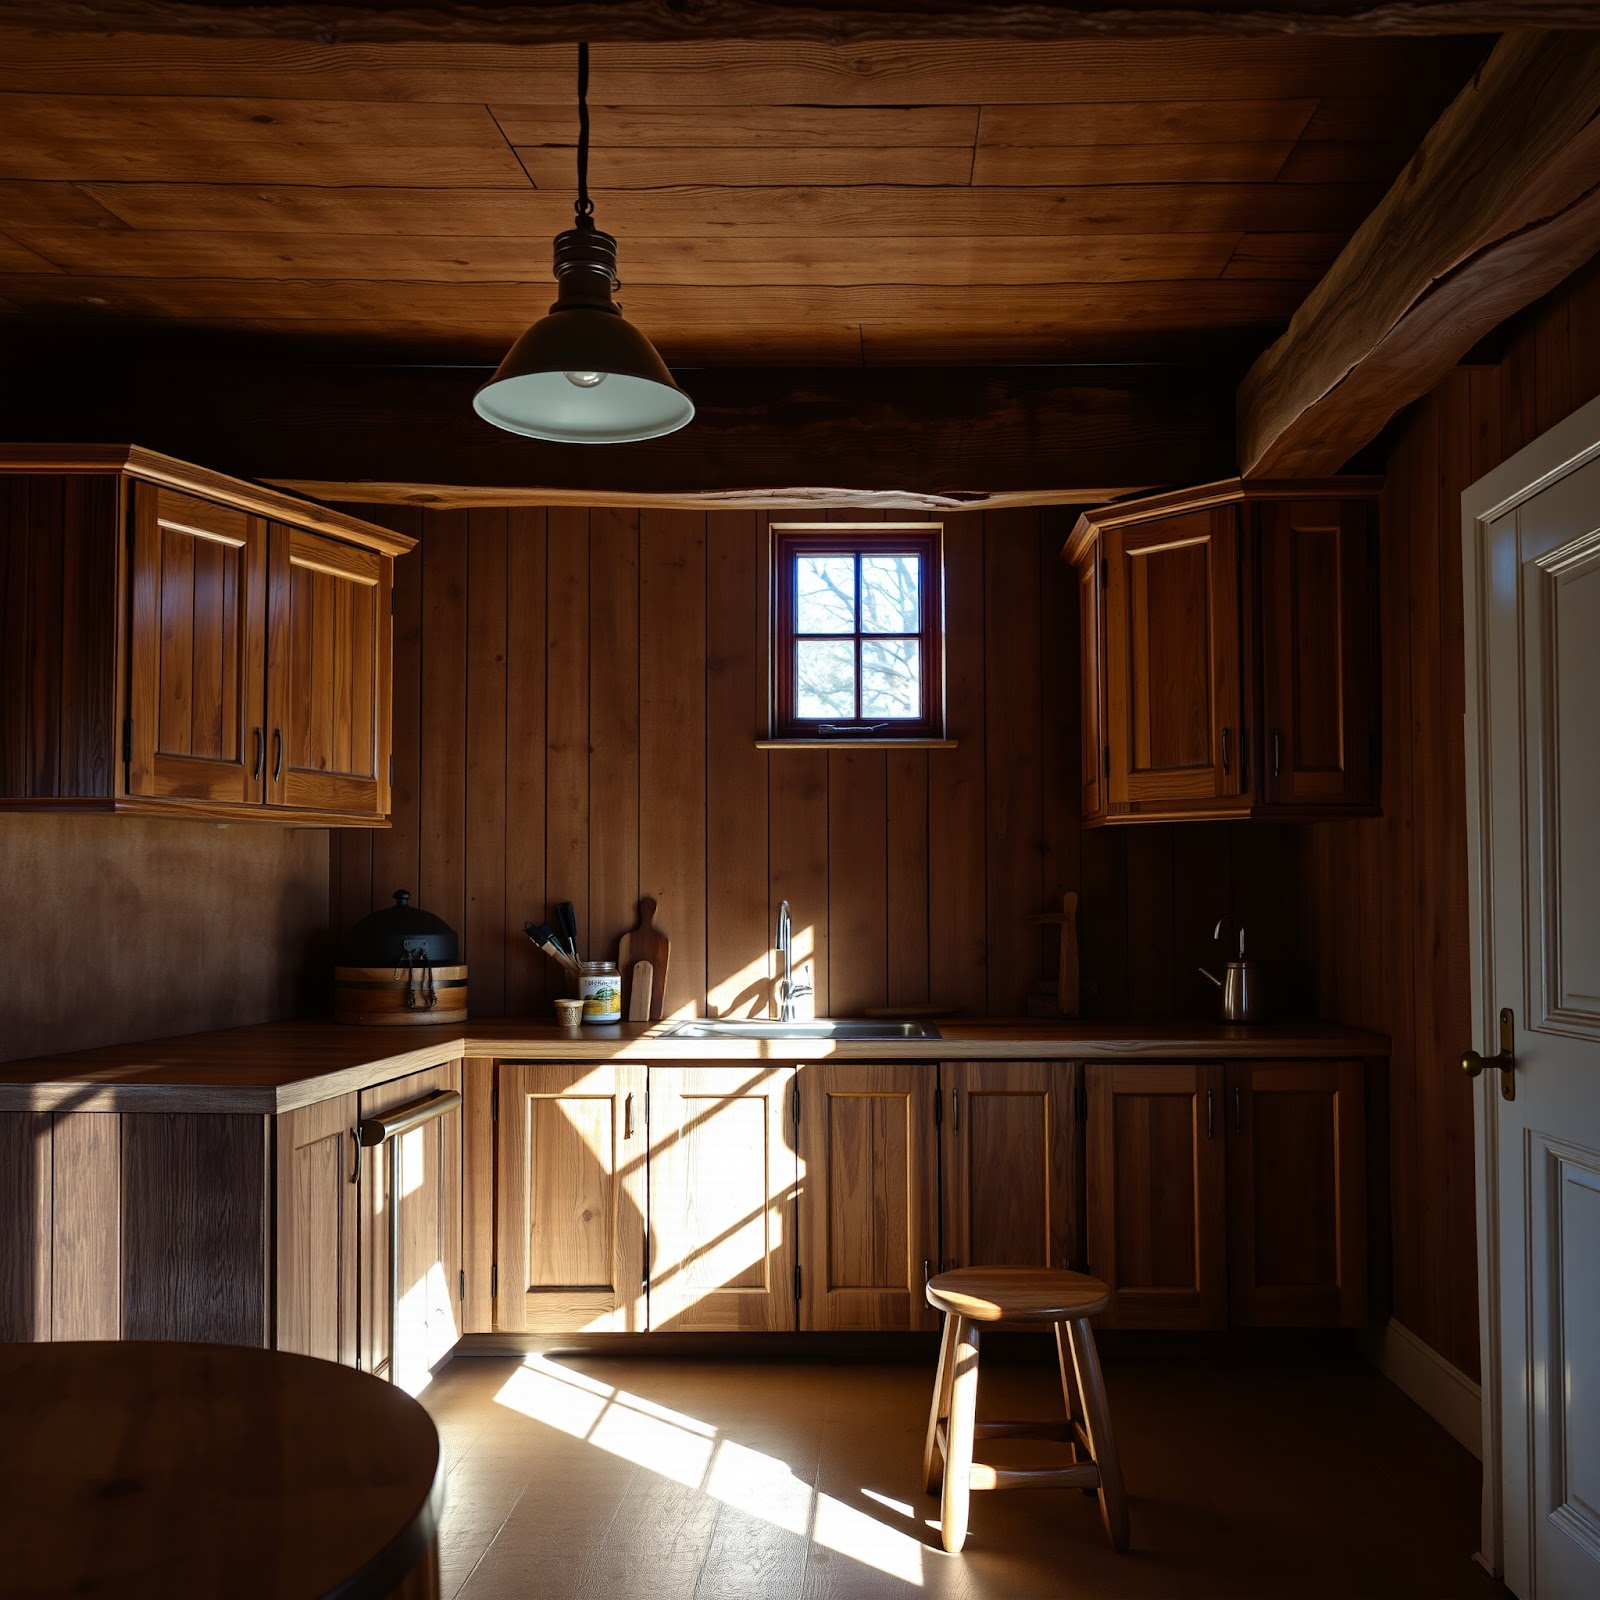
[618,897,670,1021]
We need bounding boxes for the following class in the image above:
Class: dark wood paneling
[0,1112,50,1340]
[1292,251,1600,1379]
[336,503,1312,1023]
[120,1112,269,1344]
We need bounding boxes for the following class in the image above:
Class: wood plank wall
[330,506,1306,1024]
[1293,252,1600,1381]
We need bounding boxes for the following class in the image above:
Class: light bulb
[563,370,608,388]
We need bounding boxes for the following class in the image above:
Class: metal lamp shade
[474,302,694,444]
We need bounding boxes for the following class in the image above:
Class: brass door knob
[1463,1007,1516,1101]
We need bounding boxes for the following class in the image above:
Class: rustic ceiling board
[1238,29,1600,477]
[0,354,1231,505]
[512,144,978,187]
[1220,233,1345,279]
[73,179,1388,237]
[0,32,1488,106]
[0,181,131,230]
[859,321,1292,364]
[977,99,1318,146]
[971,143,1296,184]
[0,232,60,273]
[1275,141,1416,183]
[1296,96,1447,142]
[491,102,982,146]
[5,229,1245,286]
[0,2,1575,46]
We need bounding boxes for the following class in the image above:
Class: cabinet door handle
[624,1091,634,1140]
[1205,1088,1215,1139]
[272,728,284,781]
[1221,726,1231,774]
[951,1087,959,1133]
[1272,729,1282,779]
[1234,1086,1244,1134]
[923,1258,932,1288]
[252,727,264,780]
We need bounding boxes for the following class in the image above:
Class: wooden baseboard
[1362,1317,1482,1459]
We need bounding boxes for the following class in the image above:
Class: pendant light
[474,43,694,444]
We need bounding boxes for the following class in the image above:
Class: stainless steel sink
[660,1019,940,1042]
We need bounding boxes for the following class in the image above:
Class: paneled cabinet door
[796,1063,938,1331]
[265,523,391,820]
[1103,508,1245,810]
[495,1063,647,1334]
[358,1062,463,1389]
[942,1061,1080,1274]
[647,1066,798,1331]
[276,1093,360,1365]
[1225,1062,1366,1327]
[126,484,267,806]
[1085,1063,1226,1329]
[1258,500,1376,810]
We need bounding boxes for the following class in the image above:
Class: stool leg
[922,1312,958,1494]
[1066,1316,1129,1553]
[1054,1321,1083,1465]
[940,1316,980,1554]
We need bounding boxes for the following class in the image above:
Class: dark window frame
[770,525,945,741]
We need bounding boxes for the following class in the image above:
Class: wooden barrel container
[335,964,468,1026]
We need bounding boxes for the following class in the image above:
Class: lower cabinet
[1083,1060,1369,1330]
[796,1063,938,1331]
[275,1093,360,1363]
[1225,1061,1367,1327]
[357,1061,464,1387]
[940,1060,1079,1275]
[649,1066,798,1331]
[494,1061,648,1334]
[1085,1064,1228,1329]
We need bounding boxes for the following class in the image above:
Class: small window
[770,524,944,741]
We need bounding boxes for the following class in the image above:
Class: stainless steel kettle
[1200,918,1266,1022]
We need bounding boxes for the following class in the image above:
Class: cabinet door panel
[276,1093,359,1365]
[0,1113,53,1341]
[496,1062,647,1334]
[127,484,265,805]
[798,1063,937,1330]
[943,1061,1079,1274]
[266,524,390,819]
[1078,554,1106,821]
[648,1066,797,1331]
[1104,509,1243,809]
[359,1061,463,1389]
[1258,500,1376,809]
[1086,1063,1226,1328]
[1226,1061,1366,1326]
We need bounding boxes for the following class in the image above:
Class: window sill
[756,738,959,751]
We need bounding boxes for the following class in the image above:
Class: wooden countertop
[0,1018,1389,1115]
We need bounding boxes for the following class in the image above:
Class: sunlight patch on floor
[492,1354,926,1585]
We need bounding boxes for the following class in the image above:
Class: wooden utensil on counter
[628,959,655,1022]
[619,898,670,1021]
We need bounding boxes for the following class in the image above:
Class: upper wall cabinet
[1065,477,1380,825]
[0,446,413,827]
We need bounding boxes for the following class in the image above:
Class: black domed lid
[341,890,460,966]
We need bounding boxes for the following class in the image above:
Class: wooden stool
[923,1266,1129,1556]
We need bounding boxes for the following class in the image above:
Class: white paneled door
[1466,401,1600,1599]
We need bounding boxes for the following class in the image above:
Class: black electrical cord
[575,41,595,228]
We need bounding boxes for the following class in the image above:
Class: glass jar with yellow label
[579,959,622,1023]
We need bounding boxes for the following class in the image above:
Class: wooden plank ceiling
[0,30,1486,367]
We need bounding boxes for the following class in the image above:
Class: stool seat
[927,1266,1110,1323]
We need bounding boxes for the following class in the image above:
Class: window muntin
[772,525,943,740]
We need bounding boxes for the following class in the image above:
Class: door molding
[1460,388,1600,1584]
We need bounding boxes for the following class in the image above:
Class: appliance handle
[358,1088,462,1148]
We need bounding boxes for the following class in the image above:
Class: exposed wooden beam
[0,352,1231,509]
[3,0,1593,43]
[1238,30,1600,478]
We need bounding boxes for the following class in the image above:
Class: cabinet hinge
[491,1263,498,1298]
[458,1268,465,1303]
[122,716,133,763]
[794,1265,802,1303]
[791,1081,800,1125]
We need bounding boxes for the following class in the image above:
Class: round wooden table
[0,1341,444,1599]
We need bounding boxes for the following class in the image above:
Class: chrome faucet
[775,899,795,1021]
